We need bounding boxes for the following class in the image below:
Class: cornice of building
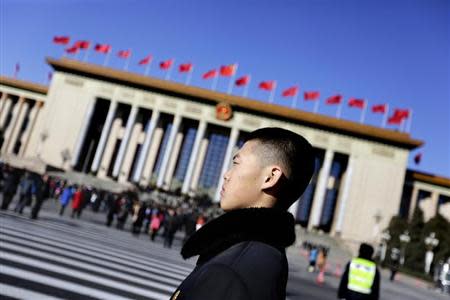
[0,76,48,95]
[407,169,450,189]
[47,57,423,150]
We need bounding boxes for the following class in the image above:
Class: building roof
[0,76,48,95]
[43,57,421,149]
[407,170,450,189]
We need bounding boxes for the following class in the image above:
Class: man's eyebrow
[232,153,240,160]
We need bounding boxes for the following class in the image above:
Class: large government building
[1,57,449,247]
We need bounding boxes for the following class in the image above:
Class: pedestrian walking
[170,127,315,300]
[338,243,380,300]
[149,211,161,241]
[71,186,84,218]
[308,246,319,272]
[14,171,34,214]
[1,165,20,210]
[59,185,74,216]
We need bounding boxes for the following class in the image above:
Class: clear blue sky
[1,0,449,177]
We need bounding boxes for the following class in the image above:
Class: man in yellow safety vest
[338,243,380,300]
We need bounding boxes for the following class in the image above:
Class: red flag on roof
[160,59,173,70]
[95,44,111,53]
[348,98,365,109]
[53,36,70,45]
[65,46,78,54]
[179,63,193,73]
[235,75,250,86]
[282,86,299,97]
[372,104,387,113]
[117,50,131,59]
[326,94,342,105]
[202,69,218,79]
[304,91,320,101]
[259,81,276,91]
[138,55,152,65]
[74,40,90,49]
[387,114,403,124]
[392,108,410,119]
[414,152,422,165]
[220,64,237,77]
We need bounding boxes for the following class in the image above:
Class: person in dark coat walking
[338,243,380,300]
[1,165,20,210]
[170,127,315,300]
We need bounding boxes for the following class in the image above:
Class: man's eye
[232,161,238,165]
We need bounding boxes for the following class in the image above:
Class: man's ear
[261,166,283,190]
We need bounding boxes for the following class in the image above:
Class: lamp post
[424,232,439,274]
[380,230,391,262]
[399,230,410,266]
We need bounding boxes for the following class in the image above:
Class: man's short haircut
[245,127,315,209]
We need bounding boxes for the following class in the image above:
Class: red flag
[348,98,365,109]
[372,104,387,113]
[117,50,131,59]
[160,59,173,70]
[282,86,299,97]
[95,44,111,54]
[220,64,237,77]
[74,40,90,49]
[48,72,53,82]
[202,69,218,79]
[138,55,152,65]
[304,91,320,101]
[13,63,20,78]
[326,94,342,105]
[179,63,193,73]
[414,152,422,165]
[235,75,250,86]
[65,46,78,54]
[53,36,70,45]
[259,81,276,91]
[392,108,410,119]
[387,114,403,124]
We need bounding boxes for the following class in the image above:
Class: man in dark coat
[170,127,315,300]
[338,243,380,300]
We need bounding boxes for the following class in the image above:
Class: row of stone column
[0,93,43,157]
[71,99,240,200]
[290,149,354,233]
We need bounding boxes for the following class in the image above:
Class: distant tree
[423,214,450,265]
[386,215,408,249]
[404,207,425,272]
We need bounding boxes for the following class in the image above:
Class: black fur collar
[181,207,296,264]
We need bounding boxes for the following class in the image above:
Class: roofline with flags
[39,57,421,149]
[0,76,48,95]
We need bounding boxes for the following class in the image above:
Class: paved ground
[0,197,448,299]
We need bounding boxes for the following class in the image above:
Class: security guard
[338,243,380,300]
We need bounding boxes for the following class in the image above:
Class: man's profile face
[220,140,266,211]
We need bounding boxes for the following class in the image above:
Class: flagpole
[103,50,111,66]
[165,59,175,80]
[360,100,368,123]
[406,109,413,133]
[382,104,389,128]
[144,62,152,76]
[83,49,90,62]
[269,81,277,103]
[212,74,219,91]
[243,75,251,98]
[291,93,298,109]
[336,102,342,119]
[227,64,238,94]
[124,55,130,71]
[185,66,193,85]
[313,98,320,114]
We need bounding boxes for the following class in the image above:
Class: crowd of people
[0,163,214,248]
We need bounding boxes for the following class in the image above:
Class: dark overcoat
[171,207,296,300]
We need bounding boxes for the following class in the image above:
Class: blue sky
[1,0,449,177]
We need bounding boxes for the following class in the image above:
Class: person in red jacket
[71,186,85,218]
